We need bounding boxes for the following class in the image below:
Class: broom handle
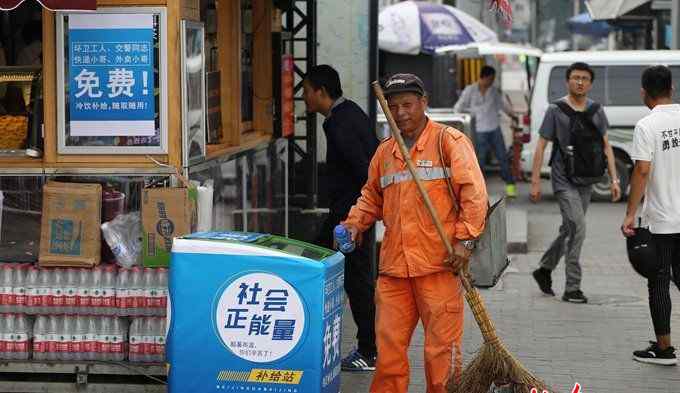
[371,82,474,293]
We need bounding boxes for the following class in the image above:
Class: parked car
[521,50,680,201]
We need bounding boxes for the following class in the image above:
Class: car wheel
[592,157,630,202]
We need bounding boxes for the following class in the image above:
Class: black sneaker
[562,290,588,303]
[633,341,678,366]
[341,349,376,372]
[532,268,554,296]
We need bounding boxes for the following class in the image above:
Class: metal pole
[572,0,580,50]
[672,0,680,49]
[530,0,539,47]
[306,0,318,209]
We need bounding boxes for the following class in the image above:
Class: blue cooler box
[168,231,344,393]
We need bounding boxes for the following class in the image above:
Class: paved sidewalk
[340,177,680,393]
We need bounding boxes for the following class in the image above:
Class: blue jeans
[475,127,514,184]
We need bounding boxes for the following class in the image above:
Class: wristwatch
[460,239,477,251]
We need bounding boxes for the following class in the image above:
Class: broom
[371,81,554,393]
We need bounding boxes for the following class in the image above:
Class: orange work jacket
[344,119,488,278]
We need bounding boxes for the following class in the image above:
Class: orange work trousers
[369,271,464,393]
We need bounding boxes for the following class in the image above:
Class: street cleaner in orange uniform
[342,74,488,393]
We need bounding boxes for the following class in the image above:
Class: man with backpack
[530,62,621,303]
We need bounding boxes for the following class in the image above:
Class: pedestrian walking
[530,62,621,303]
[622,65,680,366]
[342,73,488,393]
[454,65,518,197]
[302,65,380,372]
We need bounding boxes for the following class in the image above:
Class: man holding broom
[341,73,488,393]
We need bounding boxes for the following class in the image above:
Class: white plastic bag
[101,212,142,268]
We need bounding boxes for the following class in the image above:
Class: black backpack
[550,101,607,185]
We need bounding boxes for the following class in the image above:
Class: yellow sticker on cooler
[247,369,303,384]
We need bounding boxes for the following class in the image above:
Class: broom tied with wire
[371,81,555,393]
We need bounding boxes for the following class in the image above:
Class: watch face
[157,218,175,238]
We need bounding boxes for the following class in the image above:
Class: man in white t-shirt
[622,65,680,366]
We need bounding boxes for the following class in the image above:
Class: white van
[521,50,680,201]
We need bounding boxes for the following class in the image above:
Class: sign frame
[56,7,168,155]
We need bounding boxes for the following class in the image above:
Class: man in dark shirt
[303,65,379,371]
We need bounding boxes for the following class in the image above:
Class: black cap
[383,73,426,97]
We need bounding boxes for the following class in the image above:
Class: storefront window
[0,1,43,154]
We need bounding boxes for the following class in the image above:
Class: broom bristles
[447,340,555,393]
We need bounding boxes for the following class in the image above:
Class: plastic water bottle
[26,266,41,314]
[86,316,99,361]
[12,264,27,314]
[90,267,103,315]
[64,269,78,315]
[333,224,355,253]
[52,269,65,315]
[46,315,58,361]
[73,316,87,361]
[0,315,7,359]
[33,316,48,361]
[102,265,117,316]
[77,269,91,315]
[4,313,15,359]
[142,317,154,363]
[116,268,130,316]
[58,315,71,361]
[110,317,127,361]
[128,318,142,363]
[156,268,168,317]
[38,269,53,315]
[154,317,166,362]
[143,268,155,316]
[128,318,142,362]
[0,264,14,313]
[14,314,30,360]
[98,316,112,361]
[129,267,143,317]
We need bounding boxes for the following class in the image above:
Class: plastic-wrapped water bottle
[64,269,78,315]
[86,316,98,361]
[77,269,91,315]
[46,315,59,361]
[98,316,113,361]
[4,313,15,359]
[14,314,30,360]
[142,268,155,316]
[90,267,103,315]
[33,316,48,361]
[116,268,130,316]
[142,317,154,363]
[333,224,355,253]
[52,269,65,315]
[128,318,142,363]
[0,264,14,313]
[58,316,71,361]
[74,316,88,361]
[110,317,127,361]
[156,268,168,317]
[0,315,7,359]
[154,317,166,362]
[129,267,144,317]
[101,265,117,316]
[12,264,27,314]
[38,269,53,315]
[26,266,41,315]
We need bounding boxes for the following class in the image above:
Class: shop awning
[0,0,96,11]
[585,0,650,21]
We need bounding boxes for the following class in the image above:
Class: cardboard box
[142,187,196,267]
[39,182,102,267]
